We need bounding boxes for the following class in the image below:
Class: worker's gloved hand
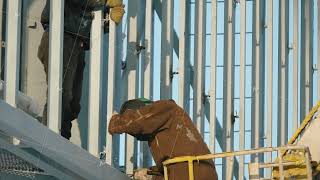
[106,0,123,8]
[110,4,125,24]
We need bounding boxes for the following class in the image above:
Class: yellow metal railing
[162,146,312,180]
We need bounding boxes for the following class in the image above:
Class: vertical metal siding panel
[47,0,63,134]
[209,0,217,154]
[223,0,235,179]
[141,0,154,167]
[124,0,140,173]
[160,0,174,99]
[300,0,312,122]
[178,0,191,112]
[293,0,299,133]
[106,20,117,165]
[277,0,289,146]
[88,10,103,156]
[266,0,273,177]
[239,0,246,179]
[4,0,21,107]
[251,0,261,161]
[194,0,206,135]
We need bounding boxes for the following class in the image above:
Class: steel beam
[209,0,217,153]
[178,0,191,112]
[4,0,21,108]
[239,0,246,179]
[140,0,154,167]
[300,0,313,122]
[88,9,103,156]
[193,0,206,135]
[266,0,273,177]
[160,0,174,99]
[293,0,299,132]
[223,0,235,179]
[277,0,289,146]
[0,99,130,180]
[123,0,140,173]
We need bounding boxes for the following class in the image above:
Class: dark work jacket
[109,100,218,180]
[41,0,106,39]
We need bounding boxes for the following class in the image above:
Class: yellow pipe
[164,166,168,180]
[287,101,320,145]
[188,160,194,180]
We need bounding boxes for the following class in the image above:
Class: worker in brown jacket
[109,99,218,180]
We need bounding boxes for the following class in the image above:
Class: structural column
[47,0,64,134]
[4,0,21,107]
[123,0,140,173]
[160,0,174,99]
[193,0,206,135]
[239,0,246,179]
[252,0,266,162]
[209,0,217,154]
[277,0,289,146]
[141,0,154,167]
[300,0,313,122]
[178,0,191,111]
[88,9,103,156]
[106,20,118,165]
[266,0,273,177]
[293,0,299,132]
[223,0,235,179]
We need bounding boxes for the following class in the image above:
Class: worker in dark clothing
[38,0,125,139]
[109,99,218,180]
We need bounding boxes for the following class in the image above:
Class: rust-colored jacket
[109,100,218,180]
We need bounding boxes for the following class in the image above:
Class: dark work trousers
[37,31,86,139]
